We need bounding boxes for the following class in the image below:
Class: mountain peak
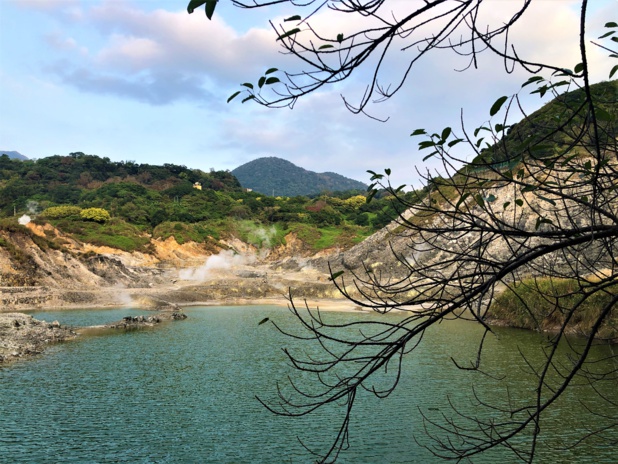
[232,157,367,196]
[1,151,29,161]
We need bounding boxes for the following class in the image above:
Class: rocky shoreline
[0,261,354,365]
[0,312,77,364]
[0,308,188,365]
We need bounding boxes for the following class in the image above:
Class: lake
[0,305,616,463]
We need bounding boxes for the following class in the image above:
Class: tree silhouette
[189,1,618,462]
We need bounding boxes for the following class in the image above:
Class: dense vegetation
[488,277,618,339]
[0,152,407,252]
[471,80,618,167]
[231,156,368,196]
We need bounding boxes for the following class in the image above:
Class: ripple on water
[1,306,616,463]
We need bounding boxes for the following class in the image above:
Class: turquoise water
[0,306,616,463]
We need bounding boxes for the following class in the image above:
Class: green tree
[190,1,618,462]
[41,205,82,219]
[80,207,111,223]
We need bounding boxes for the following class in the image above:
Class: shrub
[488,277,618,338]
[80,207,111,223]
[41,205,82,219]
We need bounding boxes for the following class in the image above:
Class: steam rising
[26,200,40,215]
[252,225,277,248]
[17,200,39,225]
[179,250,256,281]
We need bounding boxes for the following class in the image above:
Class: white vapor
[178,250,256,282]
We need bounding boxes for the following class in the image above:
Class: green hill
[1,151,29,161]
[0,152,401,253]
[232,157,367,196]
[472,79,617,167]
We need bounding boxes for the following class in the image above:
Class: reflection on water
[0,306,616,463]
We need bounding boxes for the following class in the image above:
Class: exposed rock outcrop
[0,313,77,363]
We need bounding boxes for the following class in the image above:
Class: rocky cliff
[0,218,349,310]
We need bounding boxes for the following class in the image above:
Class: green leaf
[503,201,511,210]
[598,31,615,39]
[264,77,280,85]
[531,85,548,98]
[258,76,266,88]
[366,189,378,203]
[555,69,573,77]
[490,96,508,117]
[258,317,270,326]
[265,68,278,75]
[337,33,344,43]
[473,126,490,137]
[241,82,254,89]
[574,62,584,73]
[486,194,496,203]
[551,80,569,88]
[534,217,553,230]
[448,139,463,147]
[610,64,618,79]
[422,151,438,161]
[441,127,452,140]
[455,192,470,209]
[522,76,544,88]
[227,91,241,103]
[605,22,618,28]
[329,270,344,281]
[318,44,334,50]
[538,195,556,206]
[410,129,426,136]
[515,199,524,207]
[418,141,435,149]
[581,195,589,203]
[535,217,542,230]
[277,28,301,41]
[205,0,217,20]
[395,184,406,193]
[241,95,255,103]
[384,168,391,176]
[474,194,485,208]
[284,15,301,22]
[187,0,207,14]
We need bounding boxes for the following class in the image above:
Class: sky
[0,0,616,189]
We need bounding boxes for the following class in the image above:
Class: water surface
[0,306,615,463]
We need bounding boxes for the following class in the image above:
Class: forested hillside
[472,80,618,166]
[0,152,405,254]
[232,157,367,196]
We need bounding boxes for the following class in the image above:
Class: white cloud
[30,1,282,104]
[5,0,614,187]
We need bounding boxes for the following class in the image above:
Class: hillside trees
[189,0,618,462]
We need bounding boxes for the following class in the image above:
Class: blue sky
[1,0,615,188]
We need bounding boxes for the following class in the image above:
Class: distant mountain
[232,157,367,197]
[1,151,29,161]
